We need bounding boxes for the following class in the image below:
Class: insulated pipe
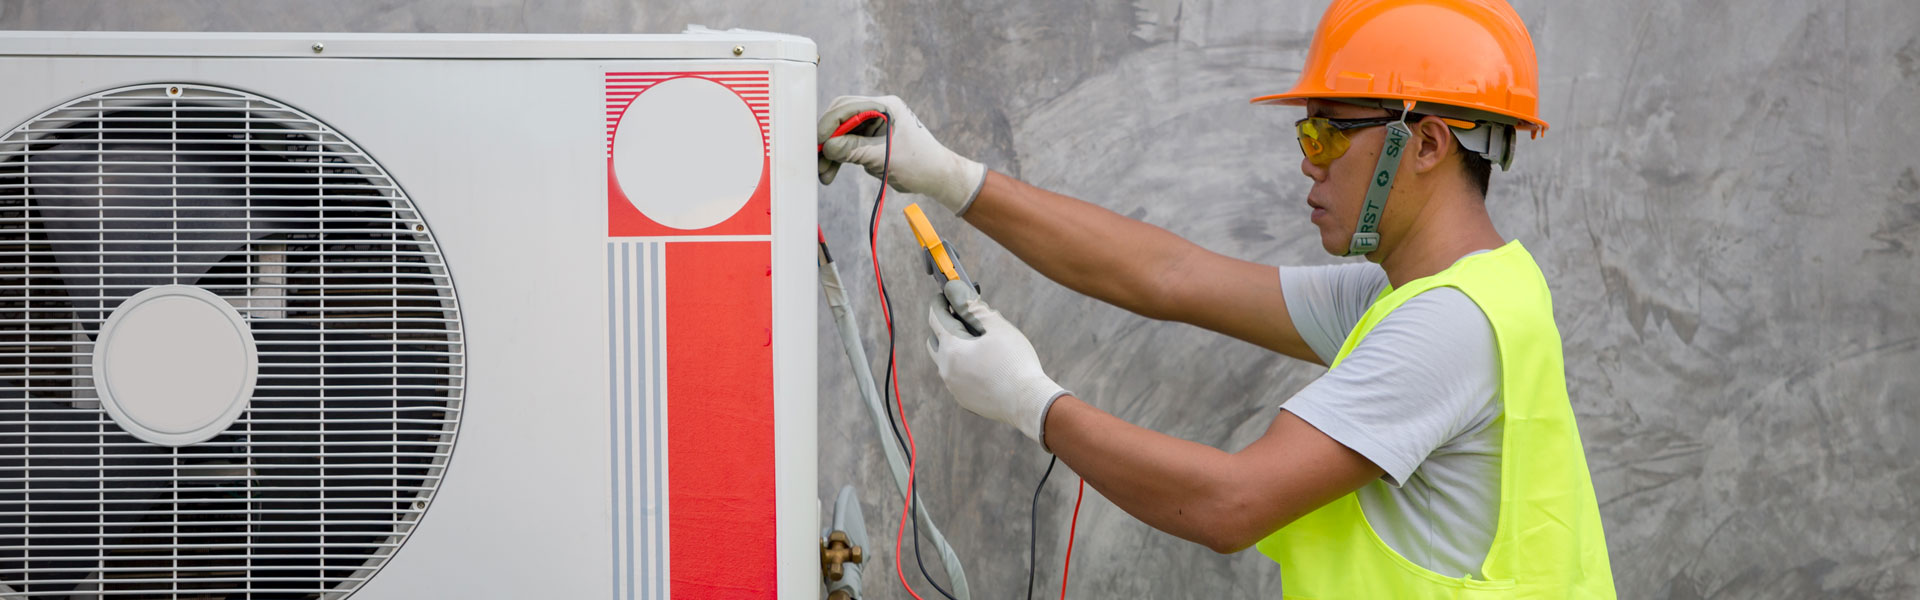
[819,242,972,600]
[824,485,868,598]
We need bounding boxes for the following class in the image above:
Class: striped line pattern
[606,71,771,157]
[608,241,667,600]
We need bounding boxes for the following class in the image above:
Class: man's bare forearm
[1043,395,1253,552]
[963,170,1320,361]
[961,171,1202,320]
[1044,396,1385,554]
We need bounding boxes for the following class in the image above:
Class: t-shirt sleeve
[1277,287,1500,486]
[1279,263,1391,363]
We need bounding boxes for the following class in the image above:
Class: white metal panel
[768,53,820,600]
[0,31,817,62]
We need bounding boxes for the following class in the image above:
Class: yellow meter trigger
[903,203,983,336]
[904,203,962,283]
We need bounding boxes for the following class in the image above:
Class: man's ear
[1409,116,1455,175]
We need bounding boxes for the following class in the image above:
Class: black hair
[1458,138,1492,198]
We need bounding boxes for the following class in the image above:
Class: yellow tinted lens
[1296,118,1345,166]
[1299,134,1323,156]
[1295,120,1320,158]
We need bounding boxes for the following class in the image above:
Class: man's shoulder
[1279,262,1392,362]
[1293,262,1391,306]
[1379,286,1494,340]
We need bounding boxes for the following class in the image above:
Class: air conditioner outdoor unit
[0,30,820,599]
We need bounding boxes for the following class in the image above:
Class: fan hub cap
[92,285,259,447]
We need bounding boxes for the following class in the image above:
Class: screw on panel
[732,45,745,56]
[312,42,325,54]
[166,86,183,98]
[414,224,426,232]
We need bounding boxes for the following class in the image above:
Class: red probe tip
[819,110,887,152]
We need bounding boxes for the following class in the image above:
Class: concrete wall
[5,0,1916,597]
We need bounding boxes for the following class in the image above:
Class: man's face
[1299,99,1395,256]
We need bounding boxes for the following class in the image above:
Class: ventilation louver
[0,84,464,599]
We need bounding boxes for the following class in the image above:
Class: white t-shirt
[1278,261,1502,579]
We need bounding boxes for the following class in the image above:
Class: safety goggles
[1293,115,1400,166]
[1294,113,1495,167]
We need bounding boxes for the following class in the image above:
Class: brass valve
[820,530,864,582]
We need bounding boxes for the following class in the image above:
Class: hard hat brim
[1250,92,1549,134]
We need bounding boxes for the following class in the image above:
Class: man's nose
[1301,155,1326,182]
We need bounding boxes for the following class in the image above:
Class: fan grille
[0,84,464,598]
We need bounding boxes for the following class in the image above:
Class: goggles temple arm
[1338,97,1521,170]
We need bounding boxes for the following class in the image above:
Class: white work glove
[817,95,989,215]
[925,280,1070,449]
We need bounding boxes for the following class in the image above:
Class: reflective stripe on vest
[1256,241,1616,599]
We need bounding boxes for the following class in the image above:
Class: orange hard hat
[1253,0,1548,134]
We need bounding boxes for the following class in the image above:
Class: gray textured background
[6,0,1916,598]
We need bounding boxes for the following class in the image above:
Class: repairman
[817,0,1615,596]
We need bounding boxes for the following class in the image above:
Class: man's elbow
[1203,536,1250,555]
[1193,493,1282,554]
[1200,524,1270,555]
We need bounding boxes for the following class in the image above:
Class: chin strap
[1347,105,1415,256]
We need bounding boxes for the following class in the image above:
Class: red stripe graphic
[605,72,771,156]
[665,242,776,598]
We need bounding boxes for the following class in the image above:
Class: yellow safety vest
[1256,241,1616,599]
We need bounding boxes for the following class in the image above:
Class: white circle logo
[612,77,765,230]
